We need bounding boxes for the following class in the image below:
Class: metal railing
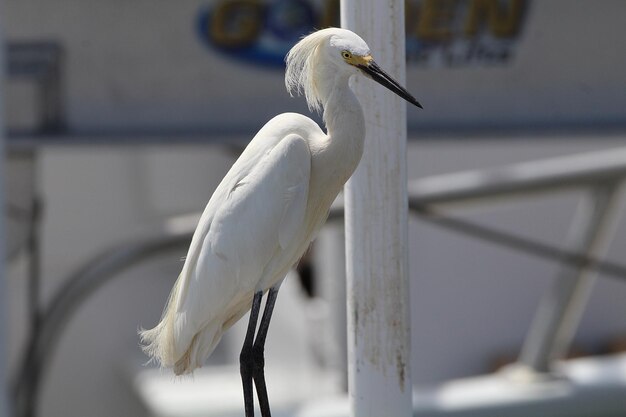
[409,147,626,374]
[333,146,626,376]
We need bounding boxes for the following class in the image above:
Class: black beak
[358,61,423,109]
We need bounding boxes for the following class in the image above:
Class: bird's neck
[303,74,365,228]
[319,76,365,180]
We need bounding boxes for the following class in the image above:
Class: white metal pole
[342,1,412,416]
[0,16,11,417]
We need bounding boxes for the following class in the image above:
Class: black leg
[240,291,263,417]
[252,286,279,417]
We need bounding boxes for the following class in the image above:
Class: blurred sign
[406,0,528,67]
[198,0,335,67]
[197,0,529,68]
[197,0,338,67]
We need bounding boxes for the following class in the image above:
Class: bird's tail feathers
[139,274,185,370]
[139,274,223,375]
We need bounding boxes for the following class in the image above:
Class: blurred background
[1,0,626,416]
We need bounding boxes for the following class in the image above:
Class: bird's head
[286,27,422,112]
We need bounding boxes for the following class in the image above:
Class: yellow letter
[416,0,457,42]
[465,0,526,38]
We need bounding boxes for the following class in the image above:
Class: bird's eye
[342,51,352,60]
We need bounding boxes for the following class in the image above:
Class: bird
[140,27,421,417]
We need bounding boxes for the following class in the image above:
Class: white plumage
[140,27,421,378]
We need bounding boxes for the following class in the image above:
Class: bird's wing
[277,138,310,249]
[171,131,312,345]
[205,133,311,268]
[176,113,318,289]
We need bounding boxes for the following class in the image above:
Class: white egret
[140,27,421,417]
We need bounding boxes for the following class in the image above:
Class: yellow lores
[342,50,374,66]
